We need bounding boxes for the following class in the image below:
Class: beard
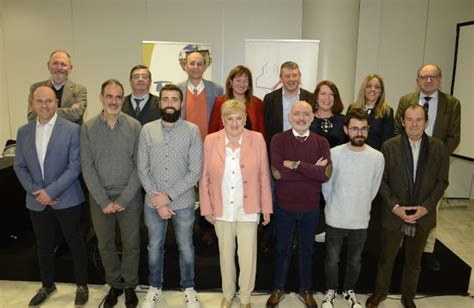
[160,107,180,123]
[349,135,367,147]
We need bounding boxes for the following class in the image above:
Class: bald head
[31,86,58,124]
[289,100,314,135]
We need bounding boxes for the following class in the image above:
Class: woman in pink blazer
[199,99,272,308]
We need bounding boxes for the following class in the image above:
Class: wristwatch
[291,161,300,170]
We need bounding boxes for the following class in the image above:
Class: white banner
[142,41,214,96]
[245,39,320,100]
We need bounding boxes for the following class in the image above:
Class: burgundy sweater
[270,130,331,212]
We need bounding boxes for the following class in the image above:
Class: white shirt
[51,80,65,90]
[131,93,150,110]
[217,135,259,223]
[419,90,438,136]
[282,88,301,131]
[187,79,205,96]
[292,128,310,140]
[410,138,422,181]
[35,113,57,179]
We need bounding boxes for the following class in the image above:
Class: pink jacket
[199,129,273,217]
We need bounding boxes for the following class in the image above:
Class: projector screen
[451,21,474,161]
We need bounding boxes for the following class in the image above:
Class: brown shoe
[401,296,417,308]
[297,291,317,308]
[266,289,285,307]
[366,292,386,307]
[221,297,232,308]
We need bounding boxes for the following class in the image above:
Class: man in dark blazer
[28,50,87,124]
[122,64,161,126]
[366,104,449,308]
[14,86,89,306]
[394,64,461,270]
[263,61,314,149]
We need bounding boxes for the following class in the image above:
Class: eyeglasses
[349,127,369,134]
[418,75,440,81]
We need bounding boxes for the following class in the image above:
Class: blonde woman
[349,74,394,150]
[200,100,272,308]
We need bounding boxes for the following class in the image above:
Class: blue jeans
[273,206,319,291]
[144,205,195,289]
[325,225,367,291]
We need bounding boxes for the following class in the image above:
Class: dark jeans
[29,205,88,287]
[324,225,367,291]
[273,206,319,291]
[375,226,430,299]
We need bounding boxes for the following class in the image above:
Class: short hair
[159,84,183,102]
[313,80,344,114]
[402,103,428,121]
[417,64,442,77]
[221,99,247,118]
[224,65,253,104]
[279,61,301,76]
[48,50,71,64]
[100,79,124,95]
[344,108,369,126]
[352,74,391,118]
[129,64,152,80]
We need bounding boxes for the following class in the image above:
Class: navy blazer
[14,116,85,211]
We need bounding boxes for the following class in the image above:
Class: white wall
[0,0,302,148]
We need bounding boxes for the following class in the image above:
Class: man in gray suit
[14,86,89,306]
[178,48,223,139]
[394,64,461,270]
[28,50,87,124]
[122,64,161,126]
[367,104,449,308]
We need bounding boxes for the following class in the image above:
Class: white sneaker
[342,290,362,308]
[315,232,326,242]
[184,288,200,308]
[321,289,336,308]
[141,287,162,308]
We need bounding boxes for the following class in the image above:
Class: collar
[292,128,310,138]
[51,80,66,90]
[132,93,150,102]
[187,79,205,93]
[36,113,58,128]
[419,90,438,100]
[100,111,122,129]
[224,134,243,147]
[282,87,301,99]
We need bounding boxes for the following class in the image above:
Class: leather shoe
[366,292,386,308]
[297,290,317,308]
[401,296,417,308]
[266,289,285,307]
[104,287,123,308]
[28,285,57,306]
[74,285,89,305]
[125,287,138,307]
[422,252,441,271]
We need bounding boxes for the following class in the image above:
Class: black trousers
[29,205,88,287]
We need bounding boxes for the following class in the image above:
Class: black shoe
[28,285,57,306]
[104,287,123,308]
[75,285,89,306]
[422,252,441,271]
[125,287,139,307]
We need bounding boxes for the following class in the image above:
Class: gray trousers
[90,193,142,288]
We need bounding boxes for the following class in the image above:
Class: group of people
[13,47,460,308]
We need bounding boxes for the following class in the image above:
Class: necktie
[193,88,198,96]
[423,96,432,113]
[296,136,306,142]
[134,98,143,115]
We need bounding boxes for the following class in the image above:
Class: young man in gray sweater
[81,79,142,308]
[321,108,384,308]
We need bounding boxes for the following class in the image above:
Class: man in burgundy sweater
[266,101,332,308]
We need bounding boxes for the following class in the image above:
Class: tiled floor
[1,201,473,307]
